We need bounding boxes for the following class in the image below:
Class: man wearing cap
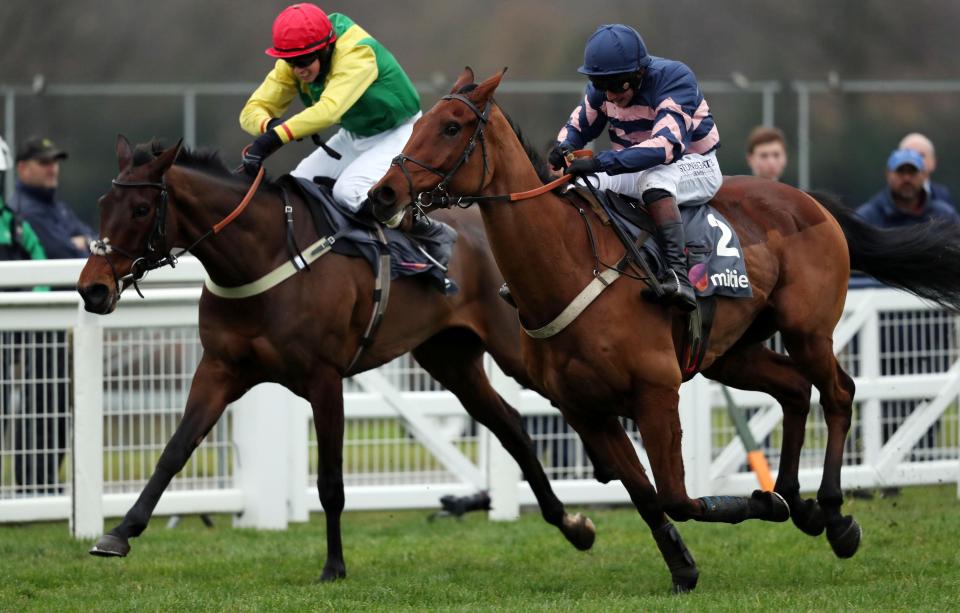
[856,148,959,227]
[239,4,421,215]
[549,24,722,312]
[10,136,93,259]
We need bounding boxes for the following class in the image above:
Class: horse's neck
[477,129,599,319]
[168,167,285,287]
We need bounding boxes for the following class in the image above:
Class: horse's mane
[456,84,554,185]
[132,140,274,190]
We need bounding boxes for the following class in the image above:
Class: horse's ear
[449,66,475,94]
[116,134,133,171]
[151,138,183,173]
[469,67,508,103]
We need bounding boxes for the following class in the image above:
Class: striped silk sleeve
[556,85,607,150]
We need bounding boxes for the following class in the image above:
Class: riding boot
[406,212,460,294]
[645,194,696,312]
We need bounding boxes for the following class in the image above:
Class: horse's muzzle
[78,282,116,314]
[368,185,406,227]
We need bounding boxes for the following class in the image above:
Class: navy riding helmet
[577,24,651,76]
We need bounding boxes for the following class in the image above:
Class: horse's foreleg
[412,331,595,551]
[634,384,790,526]
[564,410,698,594]
[701,344,824,536]
[308,368,346,581]
[90,357,245,557]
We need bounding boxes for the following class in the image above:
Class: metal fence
[0,258,958,538]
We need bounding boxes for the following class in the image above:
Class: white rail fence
[0,259,957,539]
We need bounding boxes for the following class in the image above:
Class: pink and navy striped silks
[557,57,720,175]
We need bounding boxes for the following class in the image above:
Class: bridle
[389,93,573,213]
[390,93,492,211]
[90,166,265,299]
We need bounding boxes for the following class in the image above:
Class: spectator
[4,136,80,495]
[745,126,788,182]
[898,132,955,209]
[856,147,957,469]
[856,148,959,227]
[9,136,93,259]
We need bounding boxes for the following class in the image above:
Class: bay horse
[76,136,599,581]
[370,68,960,592]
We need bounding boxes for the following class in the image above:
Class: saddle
[564,185,740,379]
[281,175,459,295]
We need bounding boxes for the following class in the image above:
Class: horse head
[77,135,182,314]
[369,67,506,226]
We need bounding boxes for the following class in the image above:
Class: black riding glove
[548,143,574,171]
[242,129,283,176]
[564,156,602,176]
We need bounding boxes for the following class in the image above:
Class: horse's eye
[133,205,150,218]
[443,122,461,137]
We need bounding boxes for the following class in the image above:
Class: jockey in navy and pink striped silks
[553,24,723,312]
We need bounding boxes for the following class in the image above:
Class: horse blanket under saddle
[600,191,753,299]
[284,176,458,294]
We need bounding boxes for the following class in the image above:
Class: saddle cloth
[584,188,753,299]
[283,176,458,294]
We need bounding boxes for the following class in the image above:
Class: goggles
[590,74,638,93]
[285,52,319,69]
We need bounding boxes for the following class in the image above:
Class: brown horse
[76,136,599,581]
[370,68,960,592]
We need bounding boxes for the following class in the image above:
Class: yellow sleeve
[239,61,299,137]
[280,44,379,142]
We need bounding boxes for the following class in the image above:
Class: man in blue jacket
[10,137,92,259]
[856,148,959,228]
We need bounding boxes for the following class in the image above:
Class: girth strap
[345,225,392,375]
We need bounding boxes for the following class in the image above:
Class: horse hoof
[751,490,790,522]
[827,516,861,559]
[89,533,130,557]
[671,569,699,594]
[561,513,596,551]
[791,497,825,537]
[318,563,347,582]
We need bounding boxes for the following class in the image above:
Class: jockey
[239,4,421,218]
[552,24,723,312]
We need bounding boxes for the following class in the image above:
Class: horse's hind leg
[307,367,347,581]
[90,357,245,557]
[701,343,825,537]
[780,330,860,558]
[631,383,789,526]
[412,328,595,551]
[563,411,699,594]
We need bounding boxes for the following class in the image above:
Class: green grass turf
[0,484,957,611]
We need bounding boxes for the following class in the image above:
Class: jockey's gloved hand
[564,156,601,176]
[548,143,574,171]
[242,130,283,176]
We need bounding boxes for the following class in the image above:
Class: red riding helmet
[265,3,337,58]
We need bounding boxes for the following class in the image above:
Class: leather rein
[390,94,573,212]
[90,166,265,298]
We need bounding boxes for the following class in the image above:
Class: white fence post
[288,396,310,523]
[71,304,103,539]
[860,308,883,466]
[679,375,712,496]
[232,383,290,530]
[487,361,520,521]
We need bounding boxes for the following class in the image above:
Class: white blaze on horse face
[384,208,406,229]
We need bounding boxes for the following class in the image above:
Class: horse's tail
[809,190,960,310]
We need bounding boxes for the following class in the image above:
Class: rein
[90,166,265,298]
[391,93,577,210]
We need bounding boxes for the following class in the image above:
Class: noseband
[90,178,175,298]
[390,93,491,210]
